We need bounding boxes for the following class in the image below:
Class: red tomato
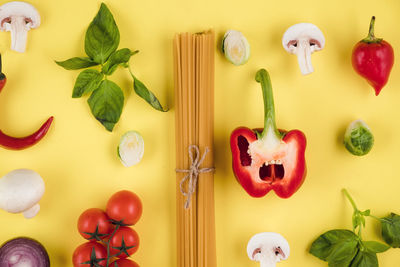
[109,259,139,267]
[109,226,139,258]
[72,242,107,267]
[78,208,113,240]
[106,190,142,225]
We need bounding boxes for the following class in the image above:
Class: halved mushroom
[0,1,40,53]
[247,232,290,267]
[282,23,325,75]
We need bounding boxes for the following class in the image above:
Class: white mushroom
[247,232,290,267]
[0,169,45,219]
[0,1,40,53]
[282,23,325,75]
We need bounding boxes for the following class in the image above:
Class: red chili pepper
[230,69,306,198]
[0,116,54,150]
[352,16,394,96]
[0,54,53,150]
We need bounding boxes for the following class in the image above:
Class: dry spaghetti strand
[173,30,216,267]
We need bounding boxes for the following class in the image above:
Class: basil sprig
[56,3,167,131]
[380,213,400,248]
[310,189,399,267]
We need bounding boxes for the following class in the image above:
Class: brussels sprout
[118,131,144,167]
[222,30,250,65]
[344,120,374,156]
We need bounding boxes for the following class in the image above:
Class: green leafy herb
[85,3,120,64]
[55,3,167,131]
[310,230,359,264]
[88,80,124,132]
[131,72,168,112]
[309,189,400,267]
[362,241,390,253]
[350,250,378,267]
[102,48,138,75]
[380,213,400,248]
[73,69,103,98]
[55,57,98,70]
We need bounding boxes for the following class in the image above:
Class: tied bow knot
[176,145,214,209]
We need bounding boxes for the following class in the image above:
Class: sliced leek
[118,131,144,167]
[222,30,250,66]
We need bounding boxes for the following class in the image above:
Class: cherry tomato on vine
[78,208,113,240]
[106,190,142,225]
[109,226,139,258]
[109,258,140,267]
[72,242,107,267]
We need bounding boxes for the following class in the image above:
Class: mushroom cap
[247,232,290,263]
[0,1,41,30]
[282,23,325,54]
[0,169,45,213]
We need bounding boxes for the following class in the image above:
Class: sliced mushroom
[282,23,325,75]
[247,232,290,267]
[0,1,40,53]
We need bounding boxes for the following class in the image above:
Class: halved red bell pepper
[230,69,306,198]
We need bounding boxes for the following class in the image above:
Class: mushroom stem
[259,256,277,267]
[9,16,29,53]
[296,39,313,75]
[22,203,40,219]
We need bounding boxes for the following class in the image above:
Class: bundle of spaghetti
[173,30,216,267]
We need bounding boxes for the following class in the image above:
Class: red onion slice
[0,237,50,267]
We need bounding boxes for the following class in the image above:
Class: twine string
[176,145,214,209]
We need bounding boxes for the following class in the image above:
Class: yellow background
[0,0,400,266]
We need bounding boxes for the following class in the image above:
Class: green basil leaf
[85,3,120,64]
[55,57,98,70]
[381,213,400,248]
[310,229,359,262]
[326,240,359,267]
[87,80,124,132]
[350,251,378,267]
[72,69,103,98]
[133,76,168,112]
[102,48,138,75]
[362,241,390,253]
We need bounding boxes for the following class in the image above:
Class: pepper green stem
[362,16,383,43]
[255,69,281,142]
